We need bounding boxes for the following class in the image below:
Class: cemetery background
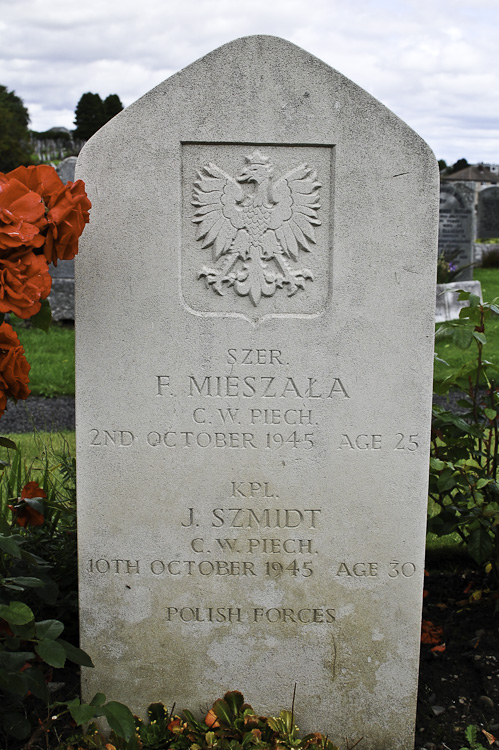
[1,36,499,750]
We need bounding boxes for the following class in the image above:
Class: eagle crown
[237,150,274,185]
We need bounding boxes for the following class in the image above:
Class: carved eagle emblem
[191,150,321,306]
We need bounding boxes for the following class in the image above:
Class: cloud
[0,0,497,163]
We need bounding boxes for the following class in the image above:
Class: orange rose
[43,180,91,265]
[0,174,46,251]
[0,249,51,318]
[7,165,91,266]
[0,322,30,417]
[8,481,46,527]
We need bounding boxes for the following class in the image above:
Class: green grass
[0,431,75,513]
[12,319,75,397]
[433,268,499,384]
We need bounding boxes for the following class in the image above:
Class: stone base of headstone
[435,281,482,323]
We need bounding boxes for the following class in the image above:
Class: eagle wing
[268,164,321,261]
[192,163,245,260]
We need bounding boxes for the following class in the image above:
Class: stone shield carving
[181,144,332,322]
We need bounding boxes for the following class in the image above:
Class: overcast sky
[1,0,497,164]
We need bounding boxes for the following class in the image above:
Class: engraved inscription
[192,150,321,306]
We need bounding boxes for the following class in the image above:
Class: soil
[415,552,499,750]
[0,396,75,433]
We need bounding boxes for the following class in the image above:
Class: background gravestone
[48,258,74,321]
[75,36,438,750]
[438,182,475,280]
[46,157,78,319]
[478,186,499,240]
[56,155,77,184]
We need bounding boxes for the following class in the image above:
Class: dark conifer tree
[73,92,106,140]
[0,85,33,171]
[103,94,123,121]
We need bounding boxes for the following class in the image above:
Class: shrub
[430,291,499,584]
[481,247,499,268]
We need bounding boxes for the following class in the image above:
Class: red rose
[7,165,91,266]
[0,249,51,318]
[0,322,30,417]
[0,174,46,251]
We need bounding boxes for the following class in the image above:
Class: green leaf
[476,478,491,490]
[430,458,446,471]
[89,692,106,706]
[68,699,99,725]
[212,698,233,726]
[35,639,66,667]
[11,620,36,639]
[59,638,94,668]
[0,436,17,449]
[6,576,45,588]
[35,619,65,640]
[467,528,494,565]
[0,651,35,672]
[473,331,487,345]
[0,601,34,625]
[3,672,29,696]
[100,701,136,740]
[0,533,22,558]
[484,408,497,420]
[465,725,477,745]
[453,326,474,349]
[30,298,52,332]
[437,469,457,493]
[0,711,31,740]
[24,666,50,701]
[24,497,45,514]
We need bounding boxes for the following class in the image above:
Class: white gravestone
[76,36,438,750]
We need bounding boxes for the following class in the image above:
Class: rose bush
[0,321,30,417]
[6,165,91,266]
[0,163,90,417]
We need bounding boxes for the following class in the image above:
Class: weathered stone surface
[438,182,475,281]
[75,35,438,749]
[477,186,499,240]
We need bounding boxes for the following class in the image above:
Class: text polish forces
[164,606,336,624]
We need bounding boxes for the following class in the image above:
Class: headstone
[75,36,438,750]
[435,281,482,322]
[48,259,74,321]
[438,182,475,280]
[477,186,499,240]
[56,156,77,184]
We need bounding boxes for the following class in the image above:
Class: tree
[103,94,123,120]
[0,85,33,172]
[438,159,447,171]
[73,92,105,140]
[73,92,123,141]
[449,158,469,174]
